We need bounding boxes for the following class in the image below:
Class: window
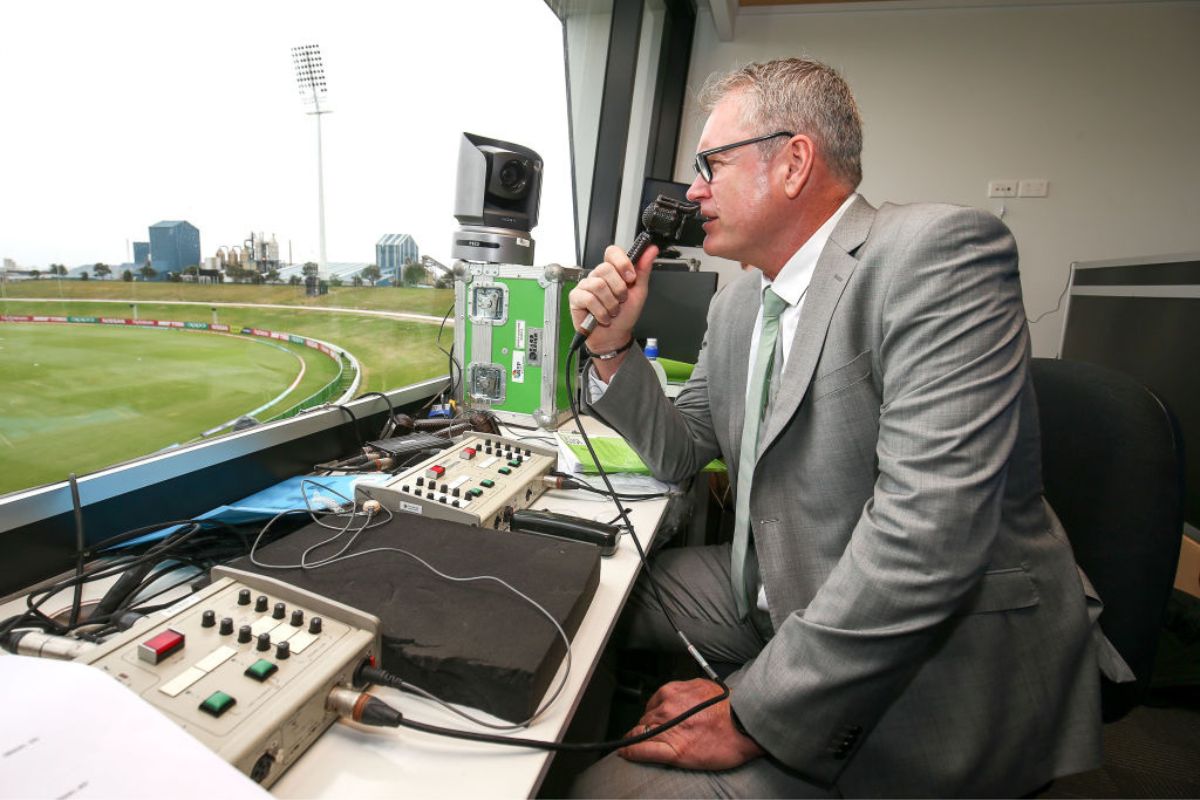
[0,1,575,498]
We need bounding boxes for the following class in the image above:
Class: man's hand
[568,244,659,355]
[618,679,765,771]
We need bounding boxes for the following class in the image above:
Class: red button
[425,464,446,480]
[138,629,185,664]
[459,448,477,460]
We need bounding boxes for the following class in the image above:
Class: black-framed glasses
[692,131,794,182]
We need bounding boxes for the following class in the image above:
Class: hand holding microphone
[568,196,702,355]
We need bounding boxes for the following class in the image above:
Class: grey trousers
[567,544,836,799]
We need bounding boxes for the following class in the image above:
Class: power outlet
[1018,179,1049,198]
[988,180,1018,198]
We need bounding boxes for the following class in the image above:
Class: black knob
[219,617,234,636]
[237,588,251,606]
[201,610,216,628]
[275,641,290,660]
[308,617,323,635]
[416,476,425,487]
[257,632,271,651]
[238,625,252,644]
[273,602,286,620]
[290,609,304,627]
[255,595,268,613]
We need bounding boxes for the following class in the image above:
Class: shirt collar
[761,192,858,304]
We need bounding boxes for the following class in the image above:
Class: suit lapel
[725,275,760,468]
[758,196,876,454]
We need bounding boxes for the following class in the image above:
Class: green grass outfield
[0,323,340,493]
[1,287,456,495]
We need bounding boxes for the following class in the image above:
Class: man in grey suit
[568,58,1104,797]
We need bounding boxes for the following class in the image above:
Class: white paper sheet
[0,655,270,799]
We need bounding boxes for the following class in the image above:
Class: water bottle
[644,337,669,391]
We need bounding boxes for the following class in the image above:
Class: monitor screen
[633,269,718,364]
[1060,255,1200,536]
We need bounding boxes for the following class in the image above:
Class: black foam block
[230,513,600,723]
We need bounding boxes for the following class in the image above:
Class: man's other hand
[618,678,765,771]
[568,244,658,354]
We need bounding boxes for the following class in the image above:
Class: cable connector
[543,473,587,491]
[678,630,720,683]
[327,686,404,728]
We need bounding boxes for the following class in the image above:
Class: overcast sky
[0,1,576,270]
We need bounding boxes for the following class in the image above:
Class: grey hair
[698,58,863,189]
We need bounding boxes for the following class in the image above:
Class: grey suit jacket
[589,197,1103,796]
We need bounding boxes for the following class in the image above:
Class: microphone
[571,195,703,352]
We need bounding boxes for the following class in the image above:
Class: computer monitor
[633,269,718,364]
[1059,253,1200,537]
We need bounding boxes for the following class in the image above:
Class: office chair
[1031,357,1185,722]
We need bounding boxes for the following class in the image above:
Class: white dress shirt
[747,193,856,610]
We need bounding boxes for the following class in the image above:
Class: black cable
[12,517,251,640]
[564,346,704,656]
[355,665,728,752]
[68,473,86,628]
[1027,266,1073,324]
[354,390,397,439]
[329,403,364,447]
[422,303,461,412]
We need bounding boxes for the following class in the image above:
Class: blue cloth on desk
[114,474,387,548]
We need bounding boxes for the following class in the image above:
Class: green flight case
[453,261,582,429]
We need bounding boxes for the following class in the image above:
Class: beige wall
[677,1,1200,356]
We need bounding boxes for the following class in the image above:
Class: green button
[507,460,520,468]
[469,488,483,498]
[244,659,278,682]
[497,467,512,475]
[480,479,495,488]
[199,690,236,717]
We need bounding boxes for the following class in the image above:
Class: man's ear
[781,135,815,199]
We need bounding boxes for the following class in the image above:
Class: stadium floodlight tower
[291,43,331,274]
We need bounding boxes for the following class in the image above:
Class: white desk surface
[2,421,669,799]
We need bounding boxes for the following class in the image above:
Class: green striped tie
[731,286,789,617]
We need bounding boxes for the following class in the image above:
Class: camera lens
[498,159,529,194]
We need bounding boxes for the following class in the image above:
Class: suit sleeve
[729,207,1029,785]
[585,297,725,482]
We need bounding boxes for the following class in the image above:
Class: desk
[1,422,670,799]
[273,488,665,798]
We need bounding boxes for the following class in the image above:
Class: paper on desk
[0,655,270,800]
[556,430,724,476]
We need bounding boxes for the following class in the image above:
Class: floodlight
[291,43,332,272]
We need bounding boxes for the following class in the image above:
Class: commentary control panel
[77,567,380,788]
[355,432,557,528]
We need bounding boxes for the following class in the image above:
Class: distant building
[132,241,150,268]
[245,232,281,273]
[148,220,201,278]
[376,234,419,283]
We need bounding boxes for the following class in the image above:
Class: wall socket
[1018,179,1049,198]
[988,180,1018,198]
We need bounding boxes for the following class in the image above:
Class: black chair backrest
[1031,357,1184,721]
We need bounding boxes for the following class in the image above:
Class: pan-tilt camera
[451,132,543,265]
